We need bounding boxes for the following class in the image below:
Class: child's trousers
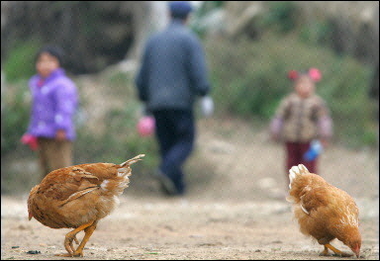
[37,137,73,180]
[285,141,317,180]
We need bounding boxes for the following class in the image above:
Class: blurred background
[1,1,379,196]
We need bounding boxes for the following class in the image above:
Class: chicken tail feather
[289,164,309,189]
[120,154,145,167]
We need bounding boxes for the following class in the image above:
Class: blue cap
[169,1,193,18]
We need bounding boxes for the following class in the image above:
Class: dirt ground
[1,117,379,260]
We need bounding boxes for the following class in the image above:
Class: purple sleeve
[270,117,283,137]
[54,81,78,132]
[315,98,333,139]
[269,97,290,137]
[318,116,333,139]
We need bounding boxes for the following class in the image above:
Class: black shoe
[154,170,178,196]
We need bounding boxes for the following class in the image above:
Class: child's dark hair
[35,45,65,67]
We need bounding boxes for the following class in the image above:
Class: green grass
[205,33,376,147]
[3,39,42,83]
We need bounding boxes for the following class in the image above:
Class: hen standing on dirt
[27,154,145,257]
[287,164,361,257]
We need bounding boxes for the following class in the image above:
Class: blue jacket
[135,19,210,111]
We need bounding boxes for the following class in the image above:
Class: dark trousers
[285,141,317,182]
[152,109,195,194]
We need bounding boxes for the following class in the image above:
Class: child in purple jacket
[21,46,78,179]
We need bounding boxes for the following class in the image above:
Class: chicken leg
[320,244,353,257]
[71,221,98,257]
[56,220,97,257]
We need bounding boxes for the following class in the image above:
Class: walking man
[135,1,211,196]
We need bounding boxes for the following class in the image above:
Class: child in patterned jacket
[270,68,333,182]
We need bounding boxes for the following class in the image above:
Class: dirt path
[1,117,379,260]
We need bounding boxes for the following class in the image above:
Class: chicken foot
[56,220,97,257]
[71,221,98,257]
[320,243,353,257]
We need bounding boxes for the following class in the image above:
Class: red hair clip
[288,70,299,81]
[308,68,322,82]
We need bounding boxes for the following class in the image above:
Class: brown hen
[287,164,361,257]
[27,154,144,257]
